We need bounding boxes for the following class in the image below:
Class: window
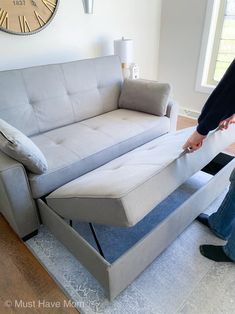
[196,0,235,93]
[208,0,235,84]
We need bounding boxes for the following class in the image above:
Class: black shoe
[196,213,210,228]
[199,245,233,262]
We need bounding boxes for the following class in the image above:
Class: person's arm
[182,131,206,152]
[197,59,235,135]
[197,58,235,136]
[219,114,235,130]
[182,114,235,152]
[183,59,235,152]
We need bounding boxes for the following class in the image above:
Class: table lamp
[83,0,94,14]
[114,37,133,77]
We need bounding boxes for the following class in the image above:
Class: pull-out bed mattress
[47,126,235,227]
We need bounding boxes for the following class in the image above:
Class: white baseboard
[179,107,200,120]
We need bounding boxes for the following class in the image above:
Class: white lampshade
[114,37,133,65]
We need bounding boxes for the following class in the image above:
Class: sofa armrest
[166,99,179,132]
[0,151,39,238]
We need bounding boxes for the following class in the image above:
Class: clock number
[13,1,26,5]
[42,0,56,13]
[19,16,31,32]
[0,9,9,29]
[34,11,46,27]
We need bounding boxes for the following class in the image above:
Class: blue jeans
[208,168,235,261]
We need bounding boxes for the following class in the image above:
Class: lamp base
[121,63,130,79]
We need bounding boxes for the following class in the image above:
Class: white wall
[0,0,161,80]
[158,0,210,115]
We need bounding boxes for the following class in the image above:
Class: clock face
[0,0,59,35]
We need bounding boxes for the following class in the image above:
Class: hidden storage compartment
[39,152,235,264]
[71,153,234,263]
[38,151,235,300]
[202,152,234,175]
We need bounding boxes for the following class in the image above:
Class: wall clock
[0,0,59,35]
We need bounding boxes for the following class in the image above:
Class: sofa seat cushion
[46,126,235,227]
[29,109,170,198]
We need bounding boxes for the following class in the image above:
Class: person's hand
[182,131,206,153]
[219,114,235,131]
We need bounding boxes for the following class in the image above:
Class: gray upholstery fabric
[0,55,179,238]
[39,156,235,301]
[0,56,123,136]
[107,159,235,300]
[166,100,179,132]
[46,126,235,227]
[0,151,39,238]
[0,119,48,174]
[29,109,170,198]
[119,79,171,116]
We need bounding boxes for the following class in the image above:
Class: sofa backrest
[0,55,123,136]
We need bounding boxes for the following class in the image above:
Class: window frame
[207,0,227,85]
[196,0,228,94]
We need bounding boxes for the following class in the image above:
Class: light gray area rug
[26,172,235,314]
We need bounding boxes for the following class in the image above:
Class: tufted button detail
[112,165,123,170]
[29,100,36,105]
[55,140,63,145]
[92,126,100,131]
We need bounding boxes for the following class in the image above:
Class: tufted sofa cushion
[0,56,123,137]
[28,109,170,198]
[46,126,235,227]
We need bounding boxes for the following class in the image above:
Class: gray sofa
[2,55,235,300]
[0,55,178,239]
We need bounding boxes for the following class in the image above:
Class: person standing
[183,59,235,262]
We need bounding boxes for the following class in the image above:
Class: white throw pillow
[0,119,48,174]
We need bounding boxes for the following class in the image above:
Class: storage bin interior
[70,153,233,263]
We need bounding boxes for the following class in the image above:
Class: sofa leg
[22,230,38,242]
